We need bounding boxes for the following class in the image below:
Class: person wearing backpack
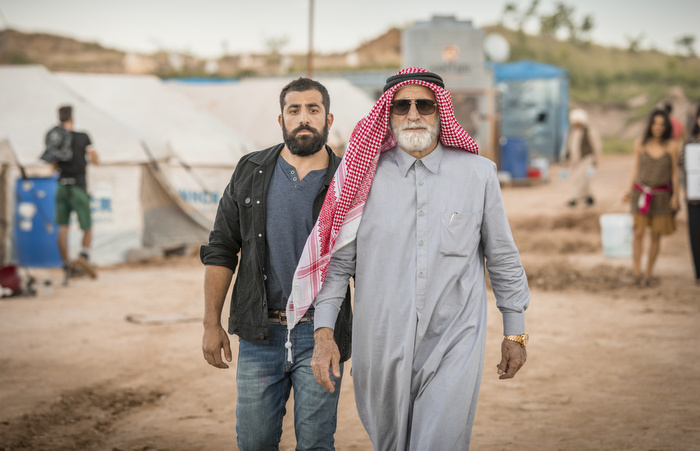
[43,105,100,284]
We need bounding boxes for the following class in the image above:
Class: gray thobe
[314,144,530,450]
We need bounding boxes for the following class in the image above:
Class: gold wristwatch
[504,334,529,347]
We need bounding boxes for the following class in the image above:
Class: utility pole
[306,0,314,78]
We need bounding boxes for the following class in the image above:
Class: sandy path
[1,154,699,450]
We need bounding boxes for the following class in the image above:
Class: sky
[0,0,698,58]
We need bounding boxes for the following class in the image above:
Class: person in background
[299,68,530,450]
[44,105,99,285]
[680,103,700,285]
[562,108,602,207]
[200,78,352,450]
[664,102,685,142]
[623,108,679,287]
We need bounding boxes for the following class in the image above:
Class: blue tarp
[493,60,569,162]
[493,60,567,82]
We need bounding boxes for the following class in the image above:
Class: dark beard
[283,122,329,157]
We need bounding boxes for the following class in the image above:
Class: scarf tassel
[285,329,293,363]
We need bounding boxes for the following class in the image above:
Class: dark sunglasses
[390,99,437,116]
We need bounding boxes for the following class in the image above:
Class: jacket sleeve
[200,170,242,272]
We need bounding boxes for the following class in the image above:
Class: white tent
[0,65,217,266]
[56,72,254,221]
[0,66,163,167]
[165,77,377,153]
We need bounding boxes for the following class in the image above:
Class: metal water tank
[402,15,490,90]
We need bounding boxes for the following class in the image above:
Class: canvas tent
[165,77,377,153]
[493,60,569,162]
[56,72,253,221]
[0,65,226,267]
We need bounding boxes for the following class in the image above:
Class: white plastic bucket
[599,213,633,258]
[531,157,549,180]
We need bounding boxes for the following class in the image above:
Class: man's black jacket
[200,143,352,362]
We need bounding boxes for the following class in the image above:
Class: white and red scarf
[285,67,479,333]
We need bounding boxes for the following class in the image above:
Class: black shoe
[586,197,595,206]
[62,264,71,286]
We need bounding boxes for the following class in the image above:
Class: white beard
[391,117,441,153]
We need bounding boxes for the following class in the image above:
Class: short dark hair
[642,108,673,144]
[58,105,72,123]
[279,78,330,114]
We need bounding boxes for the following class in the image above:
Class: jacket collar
[248,143,285,166]
[249,143,339,187]
[323,145,341,187]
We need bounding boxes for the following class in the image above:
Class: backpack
[40,126,73,162]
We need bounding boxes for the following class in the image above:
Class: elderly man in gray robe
[285,67,530,450]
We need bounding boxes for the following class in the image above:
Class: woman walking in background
[623,109,679,287]
[680,103,700,285]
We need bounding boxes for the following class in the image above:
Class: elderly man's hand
[311,328,341,393]
[497,338,527,379]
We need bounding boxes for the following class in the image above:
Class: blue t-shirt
[264,155,327,310]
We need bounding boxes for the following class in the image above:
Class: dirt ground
[1,154,699,450]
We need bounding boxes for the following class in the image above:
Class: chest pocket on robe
[440,211,480,257]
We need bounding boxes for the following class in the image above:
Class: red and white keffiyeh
[285,67,479,332]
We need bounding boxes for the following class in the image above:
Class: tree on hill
[503,1,595,45]
[518,0,541,34]
[539,1,595,44]
[675,35,696,57]
[580,15,595,42]
[500,0,541,40]
[500,3,518,27]
[626,33,645,53]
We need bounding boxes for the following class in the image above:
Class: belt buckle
[270,310,312,326]
[278,311,288,326]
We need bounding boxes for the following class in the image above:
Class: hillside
[484,25,700,107]
[0,29,126,73]
[3,25,698,103]
[480,25,699,151]
[0,27,402,77]
[2,26,697,149]
[350,27,401,69]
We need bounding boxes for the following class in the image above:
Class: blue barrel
[14,176,63,267]
[500,137,529,179]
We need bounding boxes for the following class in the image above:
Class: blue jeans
[236,320,343,451]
